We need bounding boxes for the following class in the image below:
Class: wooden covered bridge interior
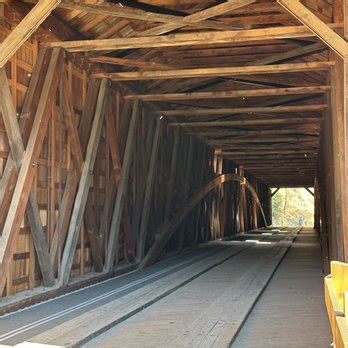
[0,0,347,347]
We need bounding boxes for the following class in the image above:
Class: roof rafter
[43,25,341,52]
[92,62,334,81]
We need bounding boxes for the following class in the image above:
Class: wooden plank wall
[0,6,270,298]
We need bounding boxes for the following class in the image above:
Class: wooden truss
[141,173,268,268]
[1,0,348,298]
[0,48,64,293]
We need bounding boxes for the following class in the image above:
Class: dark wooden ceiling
[42,0,335,187]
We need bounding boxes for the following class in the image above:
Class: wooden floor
[232,230,332,348]
[10,228,331,348]
[80,228,331,348]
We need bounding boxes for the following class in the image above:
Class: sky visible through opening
[272,188,314,227]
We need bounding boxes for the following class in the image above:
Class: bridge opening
[271,187,314,227]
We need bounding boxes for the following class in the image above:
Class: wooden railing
[325,261,348,347]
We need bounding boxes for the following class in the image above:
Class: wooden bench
[325,261,348,348]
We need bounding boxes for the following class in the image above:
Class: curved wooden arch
[140,173,268,268]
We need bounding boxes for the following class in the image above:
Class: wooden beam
[254,42,327,65]
[270,188,280,197]
[169,117,322,127]
[43,25,337,52]
[140,173,267,268]
[0,66,55,287]
[176,137,195,250]
[222,150,317,156]
[163,128,180,224]
[0,47,47,259]
[0,0,61,68]
[137,118,163,261]
[304,187,315,197]
[278,0,348,59]
[50,79,101,270]
[105,101,135,261]
[0,48,63,294]
[22,0,233,31]
[89,56,171,70]
[207,136,319,145]
[155,104,327,116]
[59,79,108,286]
[105,100,139,272]
[139,0,255,36]
[344,1,348,262]
[189,129,320,138]
[61,79,83,172]
[124,86,330,101]
[92,62,334,81]
[238,166,247,232]
[60,76,103,272]
[222,142,318,149]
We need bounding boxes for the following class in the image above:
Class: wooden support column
[105,102,135,262]
[327,0,347,261]
[252,183,258,230]
[137,118,163,261]
[105,100,139,272]
[0,48,63,294]
[177,137,194,250]
[268,187,273,226]
[192,145,207,245]
[212,151,223,239]
[234,175,241,233]
[164,128,180,224]
[58,79,108,286]
[314,180,320,232]
[238,166,246,232]
[0,67,55,287]
[50,79,101,272]
[342,0,348,261]
[60,76,103,272]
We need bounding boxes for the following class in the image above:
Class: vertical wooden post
[238,166,246,232]
[343,0,348,261]
[105,100,139,272]
[329,0,347,261]
[58,79,108,286]
[60,76,103,272]
[50,79,102,271]
[177,137,194,249]
[314,179,321,233]
[164,128,180,224]
[252,181,258,230]
[137,117,163,261]
[105,101,135,261]
[268,187,273,226]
